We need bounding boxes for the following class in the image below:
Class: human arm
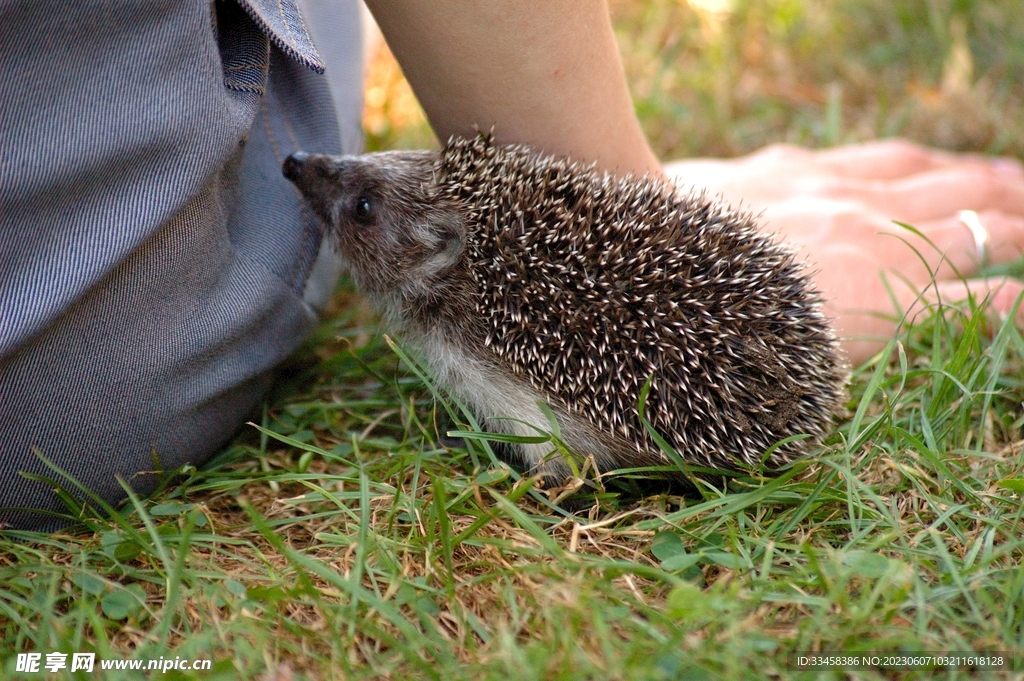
[363,0,662,177]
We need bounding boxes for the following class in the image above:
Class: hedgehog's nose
[282,152,309,183]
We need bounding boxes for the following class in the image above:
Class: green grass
[5,1,1024,679]
[3,286,1023,680]
[614,0,1024,159]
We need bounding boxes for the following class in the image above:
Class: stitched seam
[259,91,300,289]
[292,0,316,49]
[224,83,265,94]
[219,0,270,94]
[263,82,320,291]
[233,0,323,73]
[275,0,297,48]
[223,54,268,92]
[224,62,268,71]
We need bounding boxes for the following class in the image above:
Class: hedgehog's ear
[413,212,465,279]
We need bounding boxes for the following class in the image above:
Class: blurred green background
[364,0,1024,160]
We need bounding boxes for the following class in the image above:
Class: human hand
[665,140,1024,364]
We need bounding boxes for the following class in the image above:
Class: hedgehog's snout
[282,151,309,183]
[283,152,342,194]
[284,152,360,225]
[283,152,367,219]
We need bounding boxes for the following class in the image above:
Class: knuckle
[757,143,810,165]
[874,138,928,161]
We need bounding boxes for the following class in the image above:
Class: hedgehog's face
[283,151,465,296]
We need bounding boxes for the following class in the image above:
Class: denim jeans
[0,0,363,531]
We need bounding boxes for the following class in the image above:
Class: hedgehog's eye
[353,195,374,224]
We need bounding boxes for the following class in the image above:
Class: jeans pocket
[215,0,270,94]
[215,0,325,94]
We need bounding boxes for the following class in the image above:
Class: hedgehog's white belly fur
[412,328,617,481]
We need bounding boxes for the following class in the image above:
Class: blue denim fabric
[0,0,363,531]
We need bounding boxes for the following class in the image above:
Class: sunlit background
[362,0,1024,160]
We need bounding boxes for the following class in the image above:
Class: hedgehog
[282,134,845,485]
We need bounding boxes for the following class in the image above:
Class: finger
[808,165,1024,223]
[925,277,1024,325]
[891,277,1024,340]
[810,139,968,180]
[880,210,1024,279]
[760,196,895,250]
[812,139,1024,182]
[830,273,1024,365]
[811,244,907,364]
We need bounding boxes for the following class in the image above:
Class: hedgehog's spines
[430,134,844,471]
